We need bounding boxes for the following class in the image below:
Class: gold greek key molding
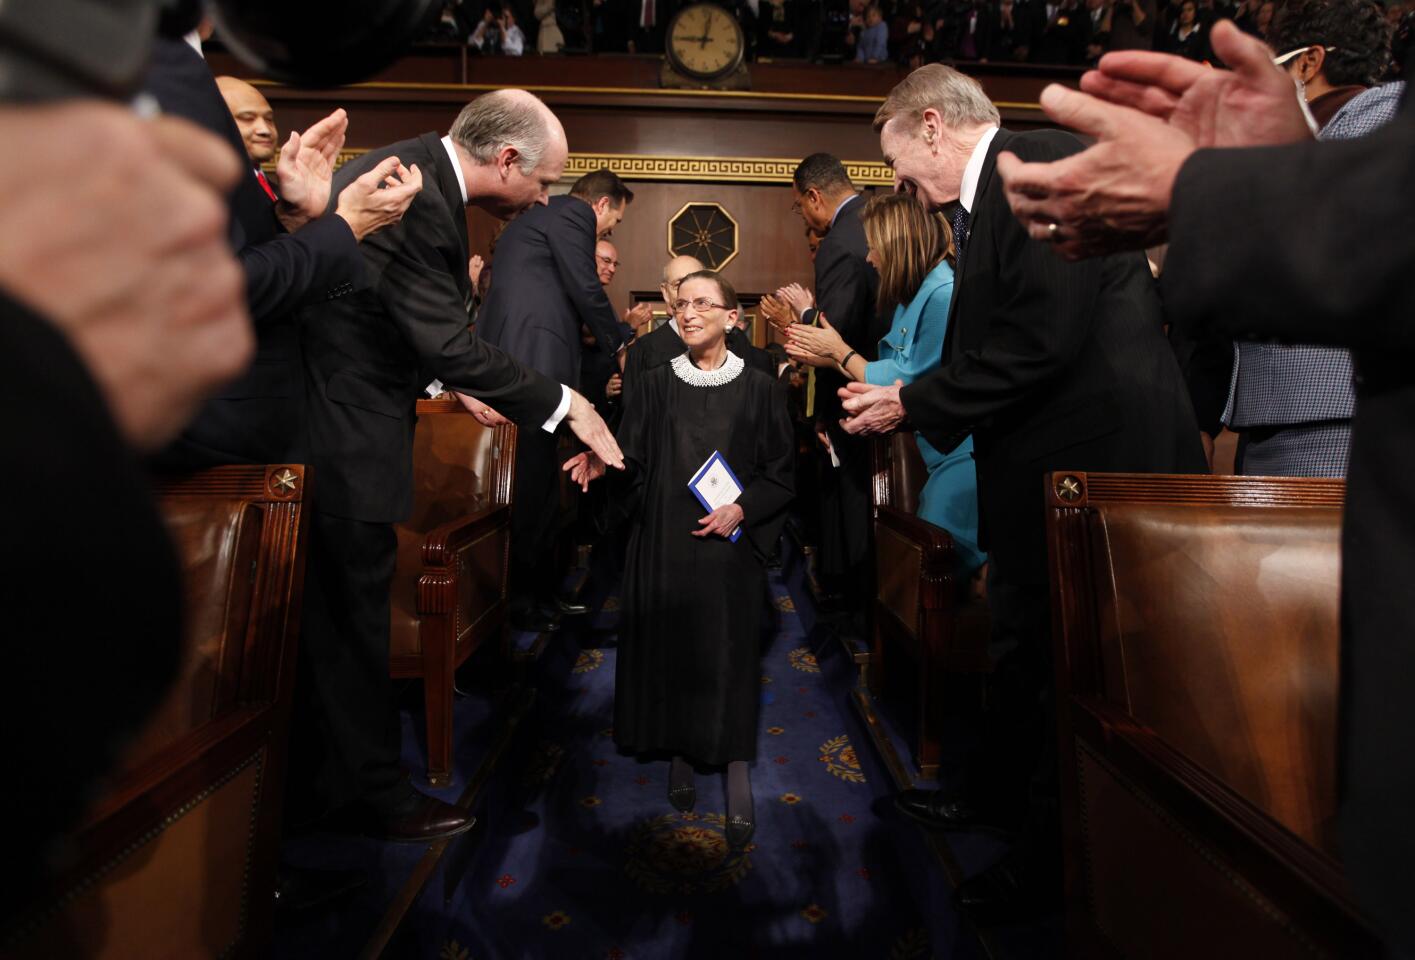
[563,152,892,186]
[308,149,891,186]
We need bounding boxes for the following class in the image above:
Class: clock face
[667,3,745,80]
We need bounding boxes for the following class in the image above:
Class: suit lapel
[422,132,470,262]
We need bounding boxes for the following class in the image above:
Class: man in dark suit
[478,168,634,630]
[843,63,1204,917]
[297,89,624,843]
[0,99,250,928]
[783,154,881,636]
[142,36,416,470]
[622,255,776,403]
[991,21,1415,952]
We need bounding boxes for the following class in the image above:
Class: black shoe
[894,789,1018,835]
[274,864,367,915]
[510,608,561,633]
[668,783,696,813]
[953,852,1056,926]
[550,597,589,616]
[725,810,755,848]
[361,786,475,843]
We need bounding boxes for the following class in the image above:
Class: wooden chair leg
[421,617,455,786]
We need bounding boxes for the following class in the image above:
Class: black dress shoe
[953,852,1057,927]
[894,789,1017,835]
[667,783,696,813]
[364,788,475,843]
[274,864,367,914]
[549,597,589,616]
[725,812,755,848]
[510,608,561,633]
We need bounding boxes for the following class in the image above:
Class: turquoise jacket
[863,260,984,572]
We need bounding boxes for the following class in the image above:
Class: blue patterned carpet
[275,545,996,958]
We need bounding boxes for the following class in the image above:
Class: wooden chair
[869,433,990,780]
[390,399,517,785]
[7,464,310,960]
[1045,471,1380,958]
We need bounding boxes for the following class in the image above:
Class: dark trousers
[509,427,563,614]
[973,571,1062,878]
[817,425,873,632]
[287,511,404,822]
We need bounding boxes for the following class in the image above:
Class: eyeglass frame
[596,253,621,268]
[672,296,731,313]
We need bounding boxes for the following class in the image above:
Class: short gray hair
[448,89,553,174]
[873,64,1000,134]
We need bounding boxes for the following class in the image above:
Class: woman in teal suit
[782,192,983,573]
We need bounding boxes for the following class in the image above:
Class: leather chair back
[9,465,309,960]
[1046,472,1375,958]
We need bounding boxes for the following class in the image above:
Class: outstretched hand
[785,313,847,365]
[454,392,508,426]
[994,20,1310,260]
[562,450,607,492]
[693,503,745,539]
[565,389,625,471]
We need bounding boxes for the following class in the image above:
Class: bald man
[215,75,278,166]
[296,89,623,844]
[595,239,620,286]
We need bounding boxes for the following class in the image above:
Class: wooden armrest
[421,502,510,568]
[876,503,955,556]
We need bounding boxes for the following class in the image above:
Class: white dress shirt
[959,125,1000,214]
[437,136,573,433]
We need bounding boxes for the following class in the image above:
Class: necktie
[255,169,278,203]
[951,205,971,268]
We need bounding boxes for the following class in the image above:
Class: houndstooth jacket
[1223,82,1405,431]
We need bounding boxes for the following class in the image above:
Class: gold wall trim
[254,78,1042,113]
[315,149,892,186]
[565,152,892,186]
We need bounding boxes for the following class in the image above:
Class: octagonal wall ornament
[667,202,739,271]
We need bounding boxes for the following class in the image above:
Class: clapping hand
[693,503,745,539]
[838,379,907,436]
[624,301,654,334]
[785,313,848,369]
[758,293,793,334]
[334,156,423,241]
[994,21,1309,259]
[274,108,347,232]
[774,282,815,322]
[468,254,485,288]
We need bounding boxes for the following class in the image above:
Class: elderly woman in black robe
[565,271,794,847]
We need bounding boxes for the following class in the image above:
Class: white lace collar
[670,349,744,387]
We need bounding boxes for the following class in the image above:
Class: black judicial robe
[613,353,794,765]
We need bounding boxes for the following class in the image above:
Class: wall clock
[661,2,750,90]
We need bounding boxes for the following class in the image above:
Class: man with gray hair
[294,89,624,845]
[840,63,1204,922]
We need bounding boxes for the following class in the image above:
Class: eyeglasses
[673,297,729,312]
[596,255,620,268]
[1272,44,1336,66]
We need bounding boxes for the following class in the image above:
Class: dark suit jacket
[900,128,1204,584]
[477,194,625,389]
[811,193,882,429]
[1163,100,1415,954]
[1,293,181,922]
[621,320,775,403]
[301,133,562,523]
[144,38,364,467]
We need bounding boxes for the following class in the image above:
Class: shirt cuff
[541,384,573,433]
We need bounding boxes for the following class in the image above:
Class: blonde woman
[783,192,982,572]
